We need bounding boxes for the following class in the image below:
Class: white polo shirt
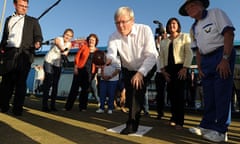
[191,8,235,54]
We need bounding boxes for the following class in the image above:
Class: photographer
[153,21,167,120]
[153,20,166,46]
[41,28,74,112]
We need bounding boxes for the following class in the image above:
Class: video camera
[153,20,165,39]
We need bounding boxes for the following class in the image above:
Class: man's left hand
[131,72,144,90]
[216,59,231,79]
[35,41,41,49]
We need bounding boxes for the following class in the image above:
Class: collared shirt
[107,23,158,76]
[7,13,25,48]
[191,9,235,54]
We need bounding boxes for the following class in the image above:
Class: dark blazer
[0,15,43,63]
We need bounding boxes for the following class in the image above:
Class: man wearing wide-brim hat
[178,0,236,143]
[179,0,209,16]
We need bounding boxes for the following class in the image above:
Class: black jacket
[0,15,43,63]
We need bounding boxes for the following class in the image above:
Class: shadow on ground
[0,95,239,144]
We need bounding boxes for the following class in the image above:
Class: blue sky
[1,0,239,51]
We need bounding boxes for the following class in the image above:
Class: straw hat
[179,0,209,16]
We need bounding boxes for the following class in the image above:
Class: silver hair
[114,6,134,21]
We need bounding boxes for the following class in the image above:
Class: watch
[223,54,230,60]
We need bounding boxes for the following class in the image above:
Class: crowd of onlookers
[33,63,240,113]
[0,0,238,142]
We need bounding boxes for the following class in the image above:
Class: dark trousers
[0,53,31,113]
[42,62,61,109]
[99,80,118,110]
[65,68,90,110]
[155,72,166,117]
[122,67,152,128]
[166,64,185,126]
[200,47,235,133]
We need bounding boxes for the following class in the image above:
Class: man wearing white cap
[179,0,235,142]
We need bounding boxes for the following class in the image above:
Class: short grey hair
[114,6,134,21]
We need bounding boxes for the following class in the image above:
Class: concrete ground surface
[0,95,239,144]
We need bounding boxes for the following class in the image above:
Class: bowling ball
[92,50,106,65]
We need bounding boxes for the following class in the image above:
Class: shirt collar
[12,12,25,17]
[130,24,137,36]
[202,10,208,19]
[117,24,137,37]
[193,10,208,25]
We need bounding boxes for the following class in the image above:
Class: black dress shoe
[156,114,164,120]
[120,120,138,135]
[1,107,9,113]
[62,108,71,111]
[51,107,58,112]
[79,108,86,112]
[120,126,137,135]
[144,112,149,116]
[64,106,71,111]
[42,107,51,112]
[12,109,22,116]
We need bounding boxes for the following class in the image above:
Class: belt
[3,47,17,51]
[200,46,223,56]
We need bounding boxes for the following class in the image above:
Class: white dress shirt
[7,14,25,48]
[107,23,158,76]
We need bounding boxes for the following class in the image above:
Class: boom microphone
[153,20,160,24]
[41,39,54,45]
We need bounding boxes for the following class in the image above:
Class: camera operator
[41,28,74,112]
[142,21,165,116]
[153,20,166,45]
[153,21,168,120]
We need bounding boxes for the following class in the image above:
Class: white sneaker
[225,132,228,142]
[203,130,227,142]
[189,127,210,136]
[96,109,104,113]
[97,103,100,107]
[107,110,113,114]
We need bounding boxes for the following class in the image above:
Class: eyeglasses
[17,4,29,9]
[115,19,132,25]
